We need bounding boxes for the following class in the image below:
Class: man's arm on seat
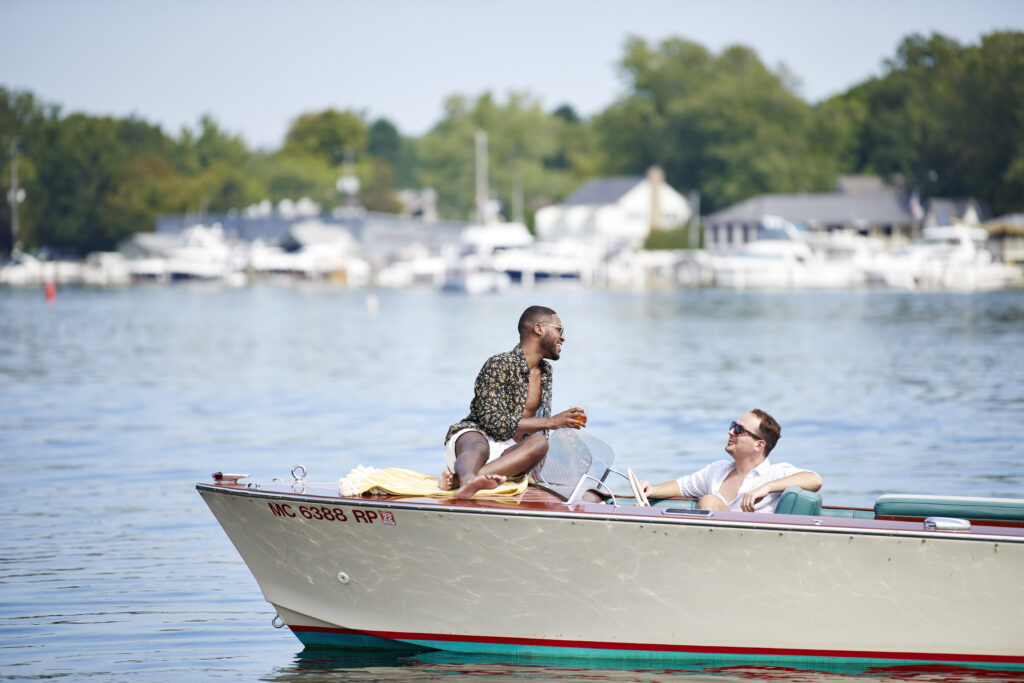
[741,471,822,512]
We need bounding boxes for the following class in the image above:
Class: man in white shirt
[640,409,821,513]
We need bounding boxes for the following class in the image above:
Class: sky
[2,0,1023,150]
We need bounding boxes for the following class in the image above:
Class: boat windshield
[534,430,617,500]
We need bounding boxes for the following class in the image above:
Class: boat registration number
[266,502,396,526]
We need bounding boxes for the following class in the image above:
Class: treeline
[2,31,1022,256]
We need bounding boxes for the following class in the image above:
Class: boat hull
[198,483,1024,669]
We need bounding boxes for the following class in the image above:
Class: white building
[534,166,692,249]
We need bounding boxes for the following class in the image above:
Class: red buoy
[44,280,57,302]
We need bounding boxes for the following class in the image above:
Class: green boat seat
[874,494,1024,522]
[774,487,823,515]
[774,488,873,518]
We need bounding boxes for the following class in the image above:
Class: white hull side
[200,489,1024,661]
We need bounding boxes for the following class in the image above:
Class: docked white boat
[435,224,522,293]
[438,223,599,290]
[113,224,250,284]
[439,223,530,292]
[708,217,875,290]
[79,252,131,286]
[440,256,511,294]
[249,240,372,285]
[865,225,1024,291]
[162,224,248,282]
[197,432,1024,671]
[0,251,89,286]
[491,241,598,287]
[376,248,447,288]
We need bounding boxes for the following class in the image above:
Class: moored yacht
[864,224,1024,291]
[708,217,872,289]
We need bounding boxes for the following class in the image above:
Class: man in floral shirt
[441,305,586,498]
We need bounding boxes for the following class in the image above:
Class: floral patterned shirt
[445,345,553,444]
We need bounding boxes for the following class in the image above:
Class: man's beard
[541,332,560,360]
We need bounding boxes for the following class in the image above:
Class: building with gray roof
[703,177,987,251]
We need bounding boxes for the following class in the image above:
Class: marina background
[2,284,1022,681]
[4,11,1024,258]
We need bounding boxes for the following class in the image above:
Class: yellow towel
[339,466,529,498]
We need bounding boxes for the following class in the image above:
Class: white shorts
[445,428,516,474]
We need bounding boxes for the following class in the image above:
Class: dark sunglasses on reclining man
[730,421,763,441]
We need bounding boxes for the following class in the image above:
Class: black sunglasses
[730,421,764,441]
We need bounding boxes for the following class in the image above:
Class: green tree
[808,94,868,175]
[368,118,401,166]
[360,157,402,213]
[595,37,836,212]
[847,31,1024,214]
[417,92,593,223]
[1,89,58,252]
[191,160,262,214]
[853,34,964,193]
[951,31,1024,213]
[283,109,367,167]
[250,151,337,206]
[172,115,250,174]
[29,114,144,253]
[99,155,187,244]
[544,104,601,178]
[391,134,422,190]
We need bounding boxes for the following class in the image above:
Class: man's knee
[455,432,489,460]
[497,433,548,474]
[698,494,727,511]
[454,435,489,478]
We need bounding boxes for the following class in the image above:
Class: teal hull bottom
[291,625,1024,673]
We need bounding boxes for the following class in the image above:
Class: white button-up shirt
[675,458,815,513]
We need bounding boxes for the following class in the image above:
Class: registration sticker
[380,510,396,526]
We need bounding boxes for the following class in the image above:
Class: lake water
[2,284,1022,681]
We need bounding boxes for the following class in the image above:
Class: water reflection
[267,647,1023,682]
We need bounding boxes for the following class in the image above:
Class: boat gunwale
[196,481,1024,544]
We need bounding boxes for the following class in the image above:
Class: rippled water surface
[2,285,1022,681]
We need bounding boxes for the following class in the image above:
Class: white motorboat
[437,223,529,292]
[440,256,511,294]
[197,431,1024,671]
[80,252,131,286]
[708,217,874,290]
[491,241,598,287]
[376,246,447,288]
[439,223,599,290]
[438,223,528,293]
[249,240,371,285]
[163,224,248,282]
[865,225,1024,291]
[0,251,88,286]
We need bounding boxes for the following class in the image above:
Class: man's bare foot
[456,474,506,499]
[438,470,458,491]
